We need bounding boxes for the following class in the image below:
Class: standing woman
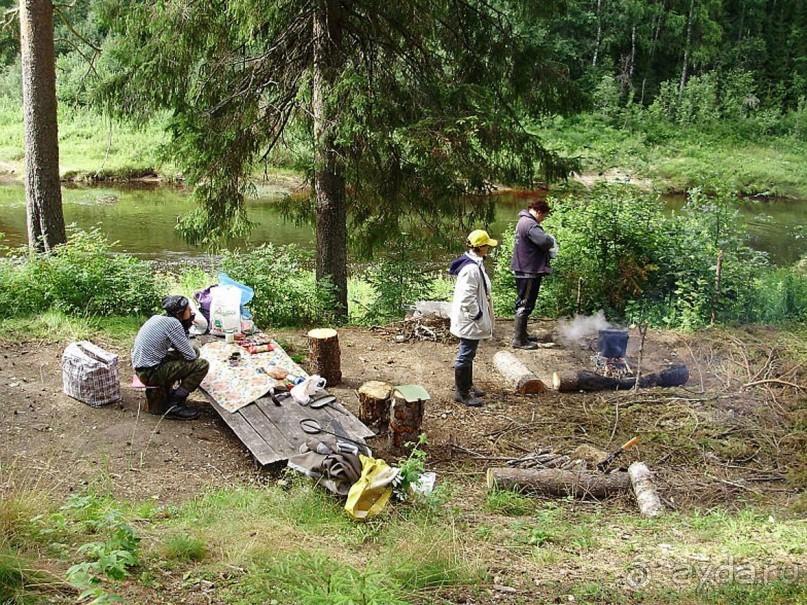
[510,198,556,349]
[448,229,497,407]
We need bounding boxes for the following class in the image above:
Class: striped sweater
[131,315,197,369]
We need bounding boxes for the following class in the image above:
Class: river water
[0,183,804,265]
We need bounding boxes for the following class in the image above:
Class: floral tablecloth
[200,335,308,413]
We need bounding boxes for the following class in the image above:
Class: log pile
[486,444,666,512]
[507,444,610,472]
[370,314,452,343]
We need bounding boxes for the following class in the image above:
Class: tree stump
[144,386,168,415]
[492,351,546,394]
[486,467,631,499]
[357,381,392,430]
[307,328,342,386]
[388,390,424,454]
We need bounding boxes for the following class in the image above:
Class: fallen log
[493,351,546,394]
[487,467,630,499]
[552,364,689,392]
[628,462,664,517]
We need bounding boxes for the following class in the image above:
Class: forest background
[0,0,804,330]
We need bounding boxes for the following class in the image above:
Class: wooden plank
[203,389,375,466]
[203,393,277,465]
[239,399,300,456]
[328,401,376,439]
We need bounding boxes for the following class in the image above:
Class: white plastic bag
[548,234,559,259]
[290,374,327,405]
[188,300,208,335]
[209,285,242,336]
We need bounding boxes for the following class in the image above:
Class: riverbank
[2,103,807,198]
[542,113,807,199]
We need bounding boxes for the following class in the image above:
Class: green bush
[538,185,669,319]
[489,184,799,329]
[359,240,437,324]
[219,243,338,327]
[0,228,164,317]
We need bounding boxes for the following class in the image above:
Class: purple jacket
[510,209,553,276]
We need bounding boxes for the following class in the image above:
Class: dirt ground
[1,318,802,513]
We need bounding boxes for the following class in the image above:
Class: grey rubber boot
[512,314,538,350]
[454,366,483,407]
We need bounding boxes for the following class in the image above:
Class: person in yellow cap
[447,229,497,407]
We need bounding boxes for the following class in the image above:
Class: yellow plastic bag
[345,455,397,520]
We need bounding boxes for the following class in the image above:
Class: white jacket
[449,251,494,340]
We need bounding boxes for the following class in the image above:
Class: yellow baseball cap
[467,229,498,247]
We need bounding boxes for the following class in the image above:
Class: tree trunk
[388,390,424,454]
[20,0,66,252]
[357,380,392,430]
[679,0,695,95]
[312,3,348,319]
[487,467,631,499]
[144,385,168,415]
[592,0,604,67]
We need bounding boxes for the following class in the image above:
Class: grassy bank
[541,113,807,199]
[0,101,173,181]
[2,99,806,200]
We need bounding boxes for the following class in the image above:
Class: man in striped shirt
[132,295,210,420]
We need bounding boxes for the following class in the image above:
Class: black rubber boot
[455,366,483,407]
[469,365,485,397]
[512,314,538,350]
[164,387,199,420]
[167,386,190,406]
[164,404,200,421]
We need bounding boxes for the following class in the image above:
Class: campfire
[592,328,632,378]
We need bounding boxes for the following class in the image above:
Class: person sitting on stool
[132,295,210,420]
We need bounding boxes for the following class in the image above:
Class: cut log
[628,462,664,517]
[357,380,392,430]
[487,467,630,499]
[388,390,424,454]
[493,351,546,394]
[552,364,689,392]
[307,328,342,386]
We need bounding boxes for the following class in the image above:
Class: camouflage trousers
[136,349,209,393]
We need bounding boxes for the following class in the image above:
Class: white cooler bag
[62,341,121,407]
